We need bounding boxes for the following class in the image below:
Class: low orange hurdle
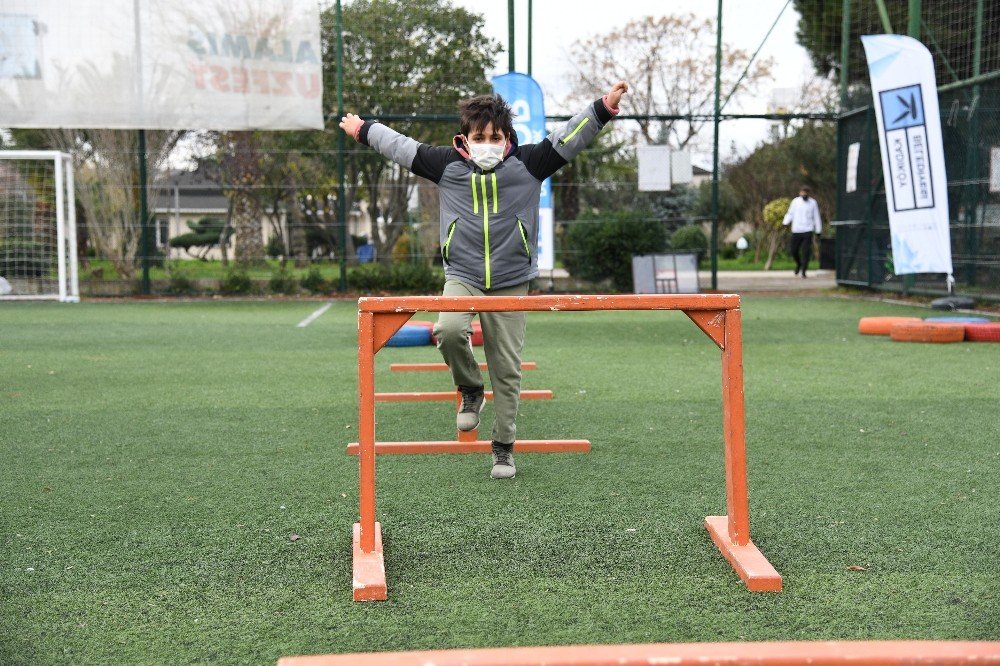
[352,294,781,601]
[374,389,552,402]
[390,361,538,371]
[383,360,548,405]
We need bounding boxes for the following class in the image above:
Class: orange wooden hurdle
[280,641,1000,666]
[352,294,781,601]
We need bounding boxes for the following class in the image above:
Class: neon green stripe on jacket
[559,117,590,145]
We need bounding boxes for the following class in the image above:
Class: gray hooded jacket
[357,97,617,290]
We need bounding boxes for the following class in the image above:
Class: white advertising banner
[861,34,952,278]
[0,0,323,130]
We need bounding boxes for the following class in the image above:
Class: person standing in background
[783,185,822,278]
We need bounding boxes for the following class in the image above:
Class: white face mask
[467,141,505,171]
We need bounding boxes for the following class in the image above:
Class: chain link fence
[13,1,960,297]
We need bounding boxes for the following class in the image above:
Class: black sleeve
[411,145,463,183]
[519,139,568,182]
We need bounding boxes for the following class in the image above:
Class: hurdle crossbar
[353,294,779,602]
[391,361,538,371]
[374,389,553,402]
[280,641,1000,666]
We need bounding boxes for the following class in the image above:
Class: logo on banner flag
[878,84,934,212]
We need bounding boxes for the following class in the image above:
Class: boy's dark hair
[800,184,812,194]
[458,94,516,140]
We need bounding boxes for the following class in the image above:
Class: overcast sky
[450,0,821,166]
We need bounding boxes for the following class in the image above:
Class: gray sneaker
[456,385,485,432]
[490,441,516,479]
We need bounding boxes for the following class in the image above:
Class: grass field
[1,296,997,664]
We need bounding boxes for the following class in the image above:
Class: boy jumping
[339,80,628,479]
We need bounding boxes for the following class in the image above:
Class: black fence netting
[835,83,1000,299]
[832,0,1000,299]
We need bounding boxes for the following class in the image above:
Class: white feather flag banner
[862,34,953,282]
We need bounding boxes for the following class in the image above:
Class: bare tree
[564,14,773,150]
[44,128,182,278]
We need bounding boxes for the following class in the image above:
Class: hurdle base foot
[347,440,591,455]
[352,522,387,602]
[705,515,782,592]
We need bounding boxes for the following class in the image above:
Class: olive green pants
[432,279,528,444]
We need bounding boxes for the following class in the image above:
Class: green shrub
[0,239,51,278]
[562,210,666,292]
[165,264,197,295]
[219,269,257,295]
[299,267,330,294]
[719,243,737,260]
[763,198,792,228]
[669,225,708,255]
[347,262,443,293]
[169,217,228,258]
[269,268,299,294]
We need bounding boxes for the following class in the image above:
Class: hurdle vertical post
[703,305,781,591]
[722,307,750,544]
[357,311,377,552]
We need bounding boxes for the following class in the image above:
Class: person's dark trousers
[790,232,814,276]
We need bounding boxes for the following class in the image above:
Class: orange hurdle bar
[391,361,538,371]
[347,439,592,455]
[375,389,553,402]
[281,641,1000,666]
[353,294,778,602]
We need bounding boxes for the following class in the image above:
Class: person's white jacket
[782,196,822,233]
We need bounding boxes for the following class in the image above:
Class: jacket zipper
[517,220,531,258]
[443,220,457,260]
[470,172,500,288]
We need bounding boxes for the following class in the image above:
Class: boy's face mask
[467,140,505,171]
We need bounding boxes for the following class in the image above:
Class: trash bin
[819,237,835,270]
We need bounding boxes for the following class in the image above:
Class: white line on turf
[297,302,333,328]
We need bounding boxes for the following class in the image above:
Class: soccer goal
[0,151,79,302]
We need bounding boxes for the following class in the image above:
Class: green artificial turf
[1,297,997,664]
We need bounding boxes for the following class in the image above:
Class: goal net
[0,151,79,302]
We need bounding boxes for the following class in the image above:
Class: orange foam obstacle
[350,294,781,601]
[279,640,1000,666]
[890,321,966,343]
[858,316,922,335]
[965,322,1000,342]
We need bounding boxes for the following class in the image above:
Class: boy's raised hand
[339,113,364,140]
[605,81,629,110]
